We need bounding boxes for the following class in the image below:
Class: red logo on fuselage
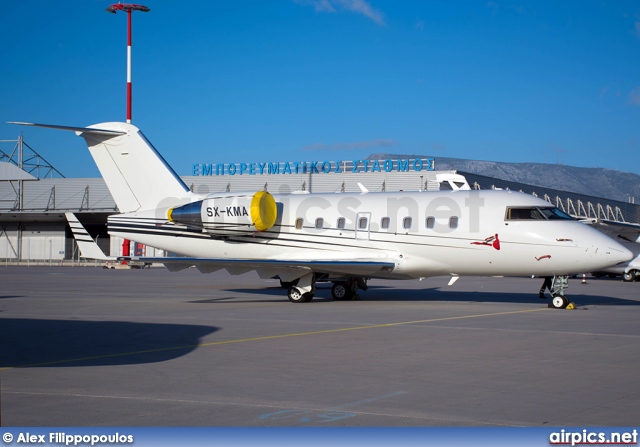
[471,234,500,250]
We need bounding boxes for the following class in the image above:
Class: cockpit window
[506,208,545,220]
[506,207,573,221]
[538,207,573,220]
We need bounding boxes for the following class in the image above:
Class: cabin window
[381,217,390,229]
[358,217,368,230]
[403,217,412,230]
[449,216,459,229]
[337,217,346,229]
[315,218,324,229]
[426,216,435,229]
[295,218,303,230]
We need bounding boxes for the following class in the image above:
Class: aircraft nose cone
[606,245,633,265]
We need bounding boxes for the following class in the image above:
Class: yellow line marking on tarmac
[0,307,548,371]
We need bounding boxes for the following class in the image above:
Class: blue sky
[1,1,640,178]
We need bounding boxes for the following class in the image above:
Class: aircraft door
[355,212,371,240]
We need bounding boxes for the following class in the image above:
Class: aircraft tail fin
[65,212,113,260]
[9,121,194,212]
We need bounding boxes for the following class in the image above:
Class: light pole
[106,3,150,124]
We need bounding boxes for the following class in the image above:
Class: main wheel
[288,286,313,303]
[331,282,351,300]
[551,294,569,309]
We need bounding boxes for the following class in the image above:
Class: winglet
[65,213,114,260]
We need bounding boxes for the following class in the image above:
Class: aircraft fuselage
[108,189,630,279]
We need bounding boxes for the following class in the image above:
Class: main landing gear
[286,272,316,303]
[287,286,314,303]
[549,275,570,309]
[282,274,369,303]
[331,277,368,301]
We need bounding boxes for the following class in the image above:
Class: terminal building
[1,136,639,263]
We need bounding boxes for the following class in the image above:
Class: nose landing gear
[549,275,570,309]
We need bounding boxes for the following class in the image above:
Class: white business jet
[10,122,632,308]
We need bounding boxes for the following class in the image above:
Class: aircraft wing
[117,256,397,281]
[581,218,640,278]
[581,219,640,243]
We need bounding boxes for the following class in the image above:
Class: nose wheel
[551,294,569,309]
[549,275,570,309]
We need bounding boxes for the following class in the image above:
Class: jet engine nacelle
[168,191,277,236]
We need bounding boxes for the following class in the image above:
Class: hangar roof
[0,162,37,181]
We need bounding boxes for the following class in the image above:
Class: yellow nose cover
[250,191,277,232]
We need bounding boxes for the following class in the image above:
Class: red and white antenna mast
[106,3,150,124]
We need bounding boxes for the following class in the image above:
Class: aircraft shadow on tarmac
[364,288,640,307]
[211,284,640,307]
[0,319,217,369]
[187,285,298,304]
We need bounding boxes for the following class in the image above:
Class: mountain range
[369,154,640,204]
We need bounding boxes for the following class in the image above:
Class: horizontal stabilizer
[7,122,126,136]
[10,120,193,213]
